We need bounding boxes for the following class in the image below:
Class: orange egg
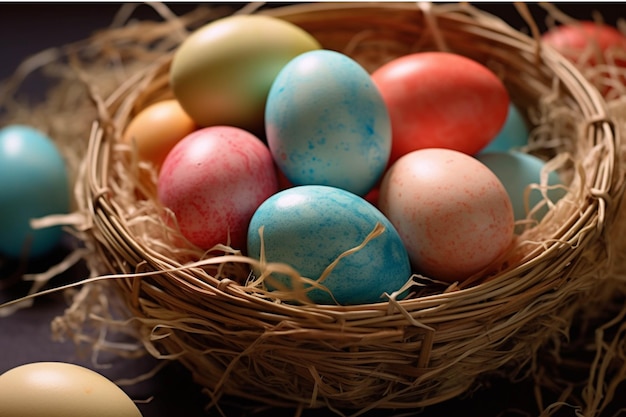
[122,99,197,169]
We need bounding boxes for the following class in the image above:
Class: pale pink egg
[378,148,514,283]
[157,126,278,251]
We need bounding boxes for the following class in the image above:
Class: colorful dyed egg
[475,151,566,226]
[480,103,529,153]
[379,148,515,282]
[265,50,392,197]
[157,126,278,251]
[0,125,70,258]
[170,15,321,134]
[371,52,510,164]
[247,185,411,305]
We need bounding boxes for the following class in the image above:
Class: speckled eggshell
[265,50,392,197]
[247,185,411,305]
[157,126,278,251]
[379,148,515,283]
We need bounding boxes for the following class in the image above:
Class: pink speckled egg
[378,148,514,283]
[157,126,278,251]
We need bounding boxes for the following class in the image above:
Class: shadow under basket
[60,2,624,414]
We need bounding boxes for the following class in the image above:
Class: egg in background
[0,362,142,417]
[480,103,529,153]
[170,14,321,135]
[265,49,392,197]
[542,21,626,67]
[247,185,411,305]
[475,151,566,228]
[0,125,70,259]
[379,148,515,283]
[122,99,196,170]
[542,21,626,97]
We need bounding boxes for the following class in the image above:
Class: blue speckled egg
[265,50,392,197]
[0,125,70,258]
[476,151,566,225]
[480,103,529,153]
[247,185,411,305]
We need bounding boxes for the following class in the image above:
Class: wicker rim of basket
[70,1,623,411]
[83,1,621,305]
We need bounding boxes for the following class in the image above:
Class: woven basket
[61,2,623,414]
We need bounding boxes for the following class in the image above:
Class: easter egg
[157,126,278,251]
[170,15,321,134]
[247,185,412,305]
[266,49,392,196]
[480,103,529,153]
[542,21,626,67]
[371,52,510,164]
[0,125,70,259]
[0,362,143,417]
[542,21,626,97]
[122,99,196,169]
[475,151,566,226]
[379,148,514,283]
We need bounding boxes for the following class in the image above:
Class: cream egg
[0,362,143,417]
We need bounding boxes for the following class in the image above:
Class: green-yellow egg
[169,14,321,135]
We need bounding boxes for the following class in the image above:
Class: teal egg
[0,125,70,258]
[265,50,392,197]
[481,103,529,153]
[476,151,566,225]
[247,185,411,305]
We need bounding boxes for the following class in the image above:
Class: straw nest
[3,2,626,416]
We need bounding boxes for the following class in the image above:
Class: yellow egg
[170,14,321,135]
[122,99,196,169]
[0,362,143,417]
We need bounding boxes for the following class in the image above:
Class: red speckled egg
[157,126,278,250]
[371,52,509,165]
[378,148,515,283]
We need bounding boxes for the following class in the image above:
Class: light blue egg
[247,185,411,305]
[0,125,70,258]
[265,49,391,197]
[480,103,529,153]
[476,151,566,226]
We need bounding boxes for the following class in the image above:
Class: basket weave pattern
[57,2,623,413]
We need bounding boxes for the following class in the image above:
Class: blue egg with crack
[247,185,411,305]
[265,49,391,197]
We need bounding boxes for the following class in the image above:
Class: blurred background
[2,2,625,83]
